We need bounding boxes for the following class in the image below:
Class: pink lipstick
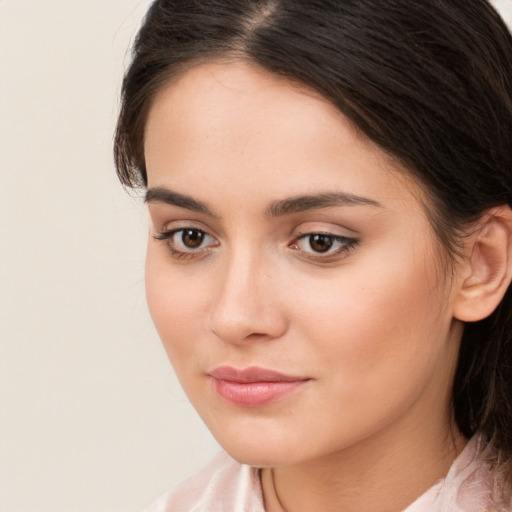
[208,366,310,407]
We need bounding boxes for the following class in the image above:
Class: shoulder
[144,451,265,512]
[405,435,512,512]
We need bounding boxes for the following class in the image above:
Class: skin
[143,61,467,512]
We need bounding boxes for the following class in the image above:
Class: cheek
[293,252,450,388]
[145,247,210,366]
[279,256,454,448]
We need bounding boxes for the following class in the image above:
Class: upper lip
[208,366,309,383]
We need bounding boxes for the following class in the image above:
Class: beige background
[1,1,511,511]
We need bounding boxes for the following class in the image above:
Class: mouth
[208,366,311,407]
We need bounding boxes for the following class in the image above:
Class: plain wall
[1,1,511,511]
[0,2,221,511]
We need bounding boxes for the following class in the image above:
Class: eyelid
[292,220,359,238]
[153,224,219,261]
[152,216,218,240]
[289,228,359,262]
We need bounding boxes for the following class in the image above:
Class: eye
[154,227,218,259]
[306,234,336,253]
[291,232,358,260]
[177,229,207,249]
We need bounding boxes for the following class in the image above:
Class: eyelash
[292,232,359,262]
[154,227,217,260]
[154,228,359,262]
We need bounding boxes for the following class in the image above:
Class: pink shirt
[146,436,511,511]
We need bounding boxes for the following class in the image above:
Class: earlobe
[453,206,512,323]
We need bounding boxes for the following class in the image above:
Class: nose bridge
[209,243,286,344]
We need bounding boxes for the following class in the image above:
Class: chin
[222,442,301,468]
[208,425,308,468]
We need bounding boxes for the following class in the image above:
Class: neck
[262,410,466,512]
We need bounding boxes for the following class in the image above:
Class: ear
[453,206,512,322]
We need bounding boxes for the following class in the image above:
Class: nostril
[246,332,267,340]
[211,328,268,343]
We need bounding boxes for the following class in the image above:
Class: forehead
[144,60,424,211]
[146,60,338,132]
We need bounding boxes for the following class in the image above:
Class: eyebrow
[145,187,217,217]
[145,187,381,217]
[266,192,381,217]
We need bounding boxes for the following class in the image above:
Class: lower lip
[211,378,308,407]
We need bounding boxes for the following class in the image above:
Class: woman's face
[144,61,463,467]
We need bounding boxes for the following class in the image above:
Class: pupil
[182,229,204,248]
[309,234,333,253]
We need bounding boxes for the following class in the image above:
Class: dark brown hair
[114,0,512,468]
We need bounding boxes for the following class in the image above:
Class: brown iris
[309,234,334,253]
[182,229,204,248]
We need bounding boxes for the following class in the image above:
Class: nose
[209,250,288,345]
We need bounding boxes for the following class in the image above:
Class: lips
[208,366,310,407]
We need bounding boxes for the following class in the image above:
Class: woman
[114,0,512,510]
